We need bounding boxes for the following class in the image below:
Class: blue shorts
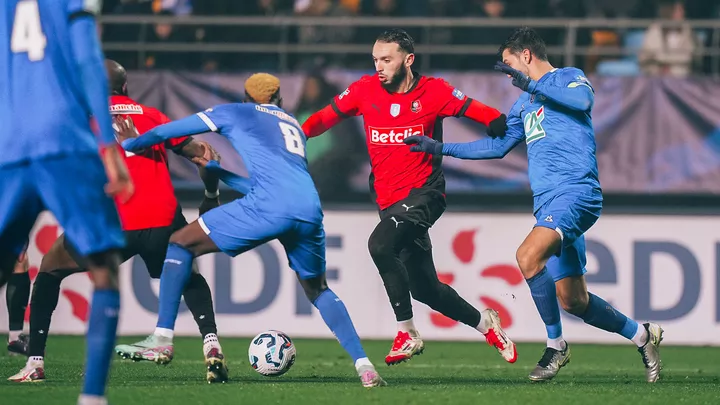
[534,189,602,282]
[198,199,326,280]
[0,155,125,257]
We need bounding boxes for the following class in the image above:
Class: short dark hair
[498,27,548,61]
[105,59,128,96]
[375,28,415,54]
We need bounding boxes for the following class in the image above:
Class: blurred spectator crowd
[101,0,720,75]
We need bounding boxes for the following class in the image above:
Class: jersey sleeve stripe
[68,10,95,21]
[196,112,218,132]
[457,98,473,117]
[568,82,594,92]
[330,99,351,119]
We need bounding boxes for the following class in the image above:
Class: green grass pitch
[1,336,718,404]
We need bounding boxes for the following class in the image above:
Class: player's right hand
[404,135,443,155]
[101,145,134,203]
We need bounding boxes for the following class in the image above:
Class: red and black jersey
[302,73,502,209]
[110,95,190,231]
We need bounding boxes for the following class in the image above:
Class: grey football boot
[638,322,664,383]
[528,342,571,382]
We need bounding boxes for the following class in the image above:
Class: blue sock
[580,292,636,338]
[526,268,562,339]
[82,289,120,397]
[157,244,194,330]
[313,289,367,362]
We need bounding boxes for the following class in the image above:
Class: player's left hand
[191,141,220,167]
[113,115,139,142]
[487,114,508,138]
[403,135,443,155]
[494,62,536,93]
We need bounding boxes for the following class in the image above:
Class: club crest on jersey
[523,106,546,144]
[411,100,422,113]
[390,103,401,117]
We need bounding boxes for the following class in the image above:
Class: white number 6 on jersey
[278,122,305,158]
[11,0,47,62]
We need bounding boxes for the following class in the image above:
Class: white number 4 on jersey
[11,0,47,62]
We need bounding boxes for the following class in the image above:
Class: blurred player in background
[8,60,228,384]
[119,73,386,388]
[301,28,517,366]
[1,1,133,404]
[405,27,664,383]
[5,250,30,355]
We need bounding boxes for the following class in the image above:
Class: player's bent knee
[409,281,439,306]
[168,221,217,257]
[558,291,589,315]
[516,245,545,279]
[297,274,328,303]
[368,227,395,261]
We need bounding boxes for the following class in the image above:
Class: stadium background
[3,0,720,346]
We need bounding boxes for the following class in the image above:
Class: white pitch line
[138,360,716,374]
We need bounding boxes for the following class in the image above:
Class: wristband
[205,189,219,199]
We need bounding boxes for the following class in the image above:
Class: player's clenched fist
[403,135,443,155]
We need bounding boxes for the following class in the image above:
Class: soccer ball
[248,330,296,376]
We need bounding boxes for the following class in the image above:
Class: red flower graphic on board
[430,229,523,329]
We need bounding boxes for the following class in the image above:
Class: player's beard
[381,67,409,93]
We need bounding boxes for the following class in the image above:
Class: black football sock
[183,272,217,338]
[7,271,31,334]
[28,272,65,357]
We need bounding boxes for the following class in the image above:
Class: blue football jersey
[506,67,601,209]
[0,0,102,166]
[197,103,323,222]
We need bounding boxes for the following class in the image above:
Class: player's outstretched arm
[121,115,210,152]
[531,80,594,112]
[69,12,114,146]
[459,102,508,138]
[302,79,363,138]
[494,63,594,112]
[404,114,523,160]
[442,136,522,160]
[301,104,345,138]
[70,16,133,200]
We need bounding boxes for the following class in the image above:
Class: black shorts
[64,206,188,278]
[378,188,446,250]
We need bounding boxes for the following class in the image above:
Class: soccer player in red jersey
[8,61,228,384]
[302,29,518,366]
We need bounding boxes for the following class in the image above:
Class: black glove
[403,135,443,155]
[494,62,536,93]
[199,196,220,215]
[486,114,508,138]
